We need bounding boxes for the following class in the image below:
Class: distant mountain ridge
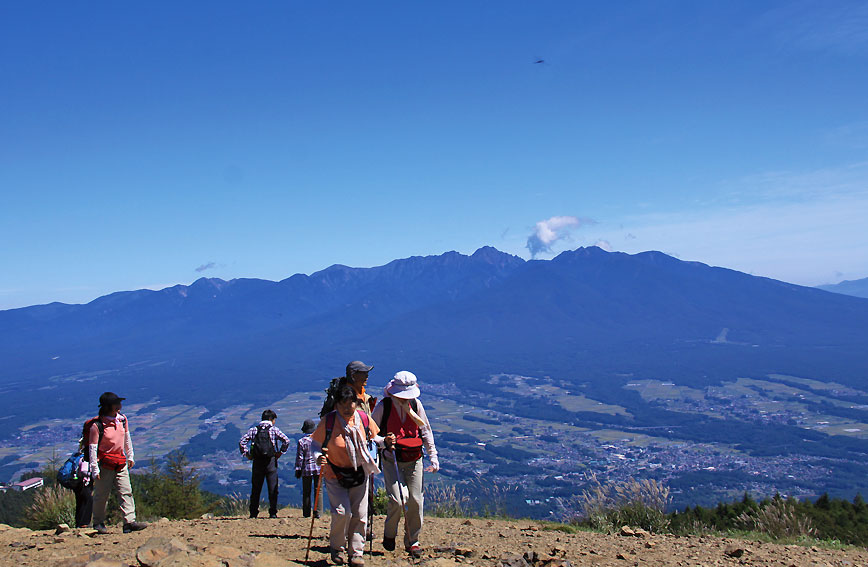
[1,246,867,421]
[817,276,868,299]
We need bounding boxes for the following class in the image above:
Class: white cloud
[593,240,614,252]
[526,216,586,258]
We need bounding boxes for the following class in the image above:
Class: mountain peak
[471,246,525,268]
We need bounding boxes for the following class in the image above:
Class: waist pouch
[99,452,127,472]
[328,461,366,489]
[395,437,423,462]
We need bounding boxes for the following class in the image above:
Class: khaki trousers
[324,476,369,558]
[92,465,136,525]
[382,454,424,548]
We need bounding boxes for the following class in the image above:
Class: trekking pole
[391,449,408,522]
[367,473,374,554]
[305,472,324,563]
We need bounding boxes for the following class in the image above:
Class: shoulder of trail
[1,510,866,567]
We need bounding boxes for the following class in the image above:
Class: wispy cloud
[597,198,868,286]
[825,121,868,150]
[195,262,217,273]
[759,1,868,55]
[584,160,868,286]
[718,160,868,205]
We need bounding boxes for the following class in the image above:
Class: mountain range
[2,245,867,425]
[817,276,868,299]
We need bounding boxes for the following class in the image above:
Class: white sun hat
[384,370,421,399]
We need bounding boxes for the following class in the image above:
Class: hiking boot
[123,521,148,533]
[407,545,422,559]
[330,549,345,565]
[93,523,108,535]
[382,537,395,551]
[349,556,365,567]
[313,511,320,519]
[269,512,278,519]
[249,513,258,519]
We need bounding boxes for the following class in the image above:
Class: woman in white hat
[371,371,439,558]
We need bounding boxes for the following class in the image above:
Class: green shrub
[371,487,388,515]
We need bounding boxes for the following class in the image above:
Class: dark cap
[346,360,373,379]
[301,419,317,434]
[98,392,126,407]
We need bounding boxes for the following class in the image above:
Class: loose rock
[137,537,199,567]
[724,545,747,558]
[500,553,531,567]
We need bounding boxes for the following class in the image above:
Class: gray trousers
[382,454,424,548]
[92,465,136,525]
[324,476,369,558]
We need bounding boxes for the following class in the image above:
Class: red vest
[386,405,419,440]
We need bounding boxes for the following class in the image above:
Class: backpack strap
[83,417,104,462]
[358,410,370,440]
[323,411,337,449]
[381,397,392,432]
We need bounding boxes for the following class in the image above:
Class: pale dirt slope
[1,508,866,567]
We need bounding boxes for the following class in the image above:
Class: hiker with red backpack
[239,409,291,518]
[87,392,148,534]
[371,371,439,558]
[312,384,382,566]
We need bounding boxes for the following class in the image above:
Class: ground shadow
[290,559,330,567]
[248,534,325,541]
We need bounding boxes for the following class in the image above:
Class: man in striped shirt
[239,409,290,518]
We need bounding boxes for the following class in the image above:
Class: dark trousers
[73,482,93,528]
[302,474,324,517]
[250,456,279,516]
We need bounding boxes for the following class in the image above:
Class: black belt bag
[328,461,366,488]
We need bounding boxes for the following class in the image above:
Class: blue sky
[2,1,867,309]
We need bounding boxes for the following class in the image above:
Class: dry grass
[424,483,471,518]
[736,497,815,539]
[575,474,671,533]
[218,492,251,517]
[25,485,75,529]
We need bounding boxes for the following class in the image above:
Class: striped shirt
[295,435,320,476]
[239,421,290,458]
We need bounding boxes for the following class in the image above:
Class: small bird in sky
[534,59,545,64]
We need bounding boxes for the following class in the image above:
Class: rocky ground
[1,509,866,567]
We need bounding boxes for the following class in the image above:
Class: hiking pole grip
[305,473,324,563]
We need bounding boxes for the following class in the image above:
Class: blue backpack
[58,452,84,489]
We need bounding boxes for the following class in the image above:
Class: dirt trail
[1,509,866,567]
